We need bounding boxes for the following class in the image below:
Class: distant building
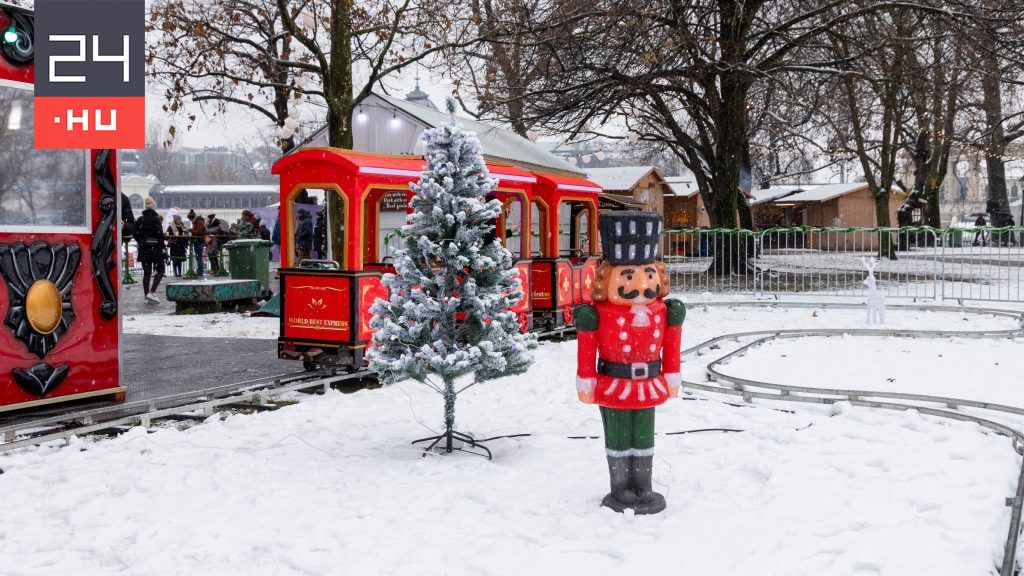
[404,74,438,111]
[152,184,279,213]
[586,166,668,213]
[121,174,160,211]
[764,182,905,231]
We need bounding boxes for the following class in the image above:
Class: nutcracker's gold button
[25,280,62,335]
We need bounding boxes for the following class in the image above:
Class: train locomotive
[0,3,124,411]
[273,148,602,371]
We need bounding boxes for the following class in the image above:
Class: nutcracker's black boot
[630,455,666,515]
[600,455,637,512]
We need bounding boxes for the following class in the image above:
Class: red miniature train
[273,148,602,371]
[0,3,124,411]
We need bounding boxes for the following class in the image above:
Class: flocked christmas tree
[367,97,537,457]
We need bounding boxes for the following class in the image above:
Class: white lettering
[95,109,116,131]
[66,110,88,131]
[92,35,130,83]
[49,35,86,83]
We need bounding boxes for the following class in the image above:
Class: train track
[2,302,1022,573]
[678,301,1024,576]
[0,325,579,454]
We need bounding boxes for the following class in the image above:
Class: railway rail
[2,301,1022,573]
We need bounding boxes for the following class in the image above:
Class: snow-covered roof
[779,183,885,203]
[750,185,803,205]
[586,166,656,192]
[374,93,584,176]
[157,184,279,195]
[663,175,697,197]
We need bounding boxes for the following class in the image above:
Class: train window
[558,200,594,261]
[531,201,545,257]
[498,197,524,257]
[0,84,89,231]
[290,187,344,265]
[377,190,408,263]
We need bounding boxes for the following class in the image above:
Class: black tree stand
[410,383,494,459]
[411,427,493,459]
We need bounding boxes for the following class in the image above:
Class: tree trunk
[872,187,895,258]
[982,49,1011,237]
[443,380,456,453]
[325,0,355,261]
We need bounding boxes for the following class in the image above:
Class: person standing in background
[134,198,166,303]
[191,215,207,276]
[166,214,188,277]
[206,214,226,274]
[296,209,313,262]
[313,210,327,260]
[271,208,282,262]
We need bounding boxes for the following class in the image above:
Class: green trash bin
[949,228,963,248]
[224,239,274,296]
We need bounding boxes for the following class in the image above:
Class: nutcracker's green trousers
[600,406,655,454]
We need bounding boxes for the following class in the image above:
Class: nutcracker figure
[575,211,685,515]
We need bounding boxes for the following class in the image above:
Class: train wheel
[562,305,574,325]
[302,359,317,372]
[517,312,529,333]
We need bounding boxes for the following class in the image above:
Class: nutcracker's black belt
[598,359,661,379]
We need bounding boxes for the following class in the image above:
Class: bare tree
[149,0,482,257]
[472,0,930,271]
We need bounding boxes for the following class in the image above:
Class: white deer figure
[862,256,886,325]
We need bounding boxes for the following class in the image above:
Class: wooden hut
[586,166,669,214]
[662,175,709,228]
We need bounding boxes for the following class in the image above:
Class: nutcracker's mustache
[617,286,661,300]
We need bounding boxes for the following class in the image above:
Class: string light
[2,26,16,44]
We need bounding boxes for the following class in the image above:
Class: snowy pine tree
[367,97,537,454]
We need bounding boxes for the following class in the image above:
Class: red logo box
[34,96,144,149]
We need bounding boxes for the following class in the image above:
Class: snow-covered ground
[4,303,1024,575]
[123,311,279,339]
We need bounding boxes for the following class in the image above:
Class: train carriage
[273,148,542,370]
[0,4,124,411]
[529,173,600,330]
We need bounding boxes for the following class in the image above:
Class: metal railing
[123,236,238,281]
[662,226,1024,302]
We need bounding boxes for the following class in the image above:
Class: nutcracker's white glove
[663,372,682,397]
[576,377,596,404]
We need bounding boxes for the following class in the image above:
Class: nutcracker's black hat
[598,211,663,265]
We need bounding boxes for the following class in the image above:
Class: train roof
[272,147,538,186]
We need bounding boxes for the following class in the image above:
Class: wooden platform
[165,279,262,314]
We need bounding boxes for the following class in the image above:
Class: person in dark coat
[166,214,188,277]
[206,214,226,274]
[313,210,327,260]
[133,197,166,302]
[272,210,281,261]
[296,209,313,262]
[973,214,988,246]
[120,193,136,242]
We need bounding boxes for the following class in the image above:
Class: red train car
[273,148,544,370]
[0,4,124,411]
[273,148,604,370]
[529,173,600,330]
